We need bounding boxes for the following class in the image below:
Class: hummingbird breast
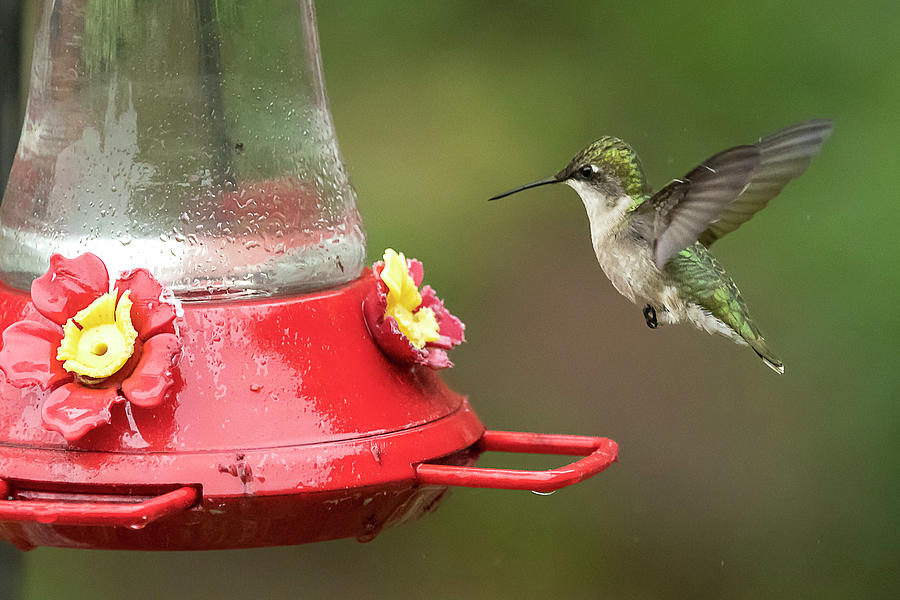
[579,192,666,304]
[594,234,742,341]
[592,227,667,305]
[582,192,701,324]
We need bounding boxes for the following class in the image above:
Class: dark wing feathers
[698,119,833,246]
[645,145,760,268]
[642,119,833,267]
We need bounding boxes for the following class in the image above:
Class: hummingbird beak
[488,175,561,201]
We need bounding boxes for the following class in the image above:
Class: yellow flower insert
[56,289,138,378]
[380,249,440,349]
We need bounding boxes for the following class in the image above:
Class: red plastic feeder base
[0,274,617,550]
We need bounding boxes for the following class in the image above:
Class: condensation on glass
[0,0,365,300]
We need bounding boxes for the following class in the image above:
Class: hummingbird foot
[643,304,659,329]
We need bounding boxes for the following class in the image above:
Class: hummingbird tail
[748,336,785,375]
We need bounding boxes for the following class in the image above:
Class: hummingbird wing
[640,145,761,269]
[698,119,834,246]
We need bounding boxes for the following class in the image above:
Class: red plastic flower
[0,253,181,442]
[364,249,465,369]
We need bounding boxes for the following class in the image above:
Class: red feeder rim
[0,273,618,550]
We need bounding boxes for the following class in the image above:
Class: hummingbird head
[489,137,648,217]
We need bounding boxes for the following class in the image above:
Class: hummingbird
[489,119,833,374]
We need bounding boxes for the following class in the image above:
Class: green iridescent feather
[571,137,648,200]
[665,243,783,373]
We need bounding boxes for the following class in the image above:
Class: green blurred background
[3,0,899,598]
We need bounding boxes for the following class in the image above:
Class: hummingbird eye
[579,165,595,179]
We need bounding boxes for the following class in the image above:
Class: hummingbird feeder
[0,0,617,551]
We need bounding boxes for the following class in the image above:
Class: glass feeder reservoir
[0,0,617,551]
[0,0,365,297]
